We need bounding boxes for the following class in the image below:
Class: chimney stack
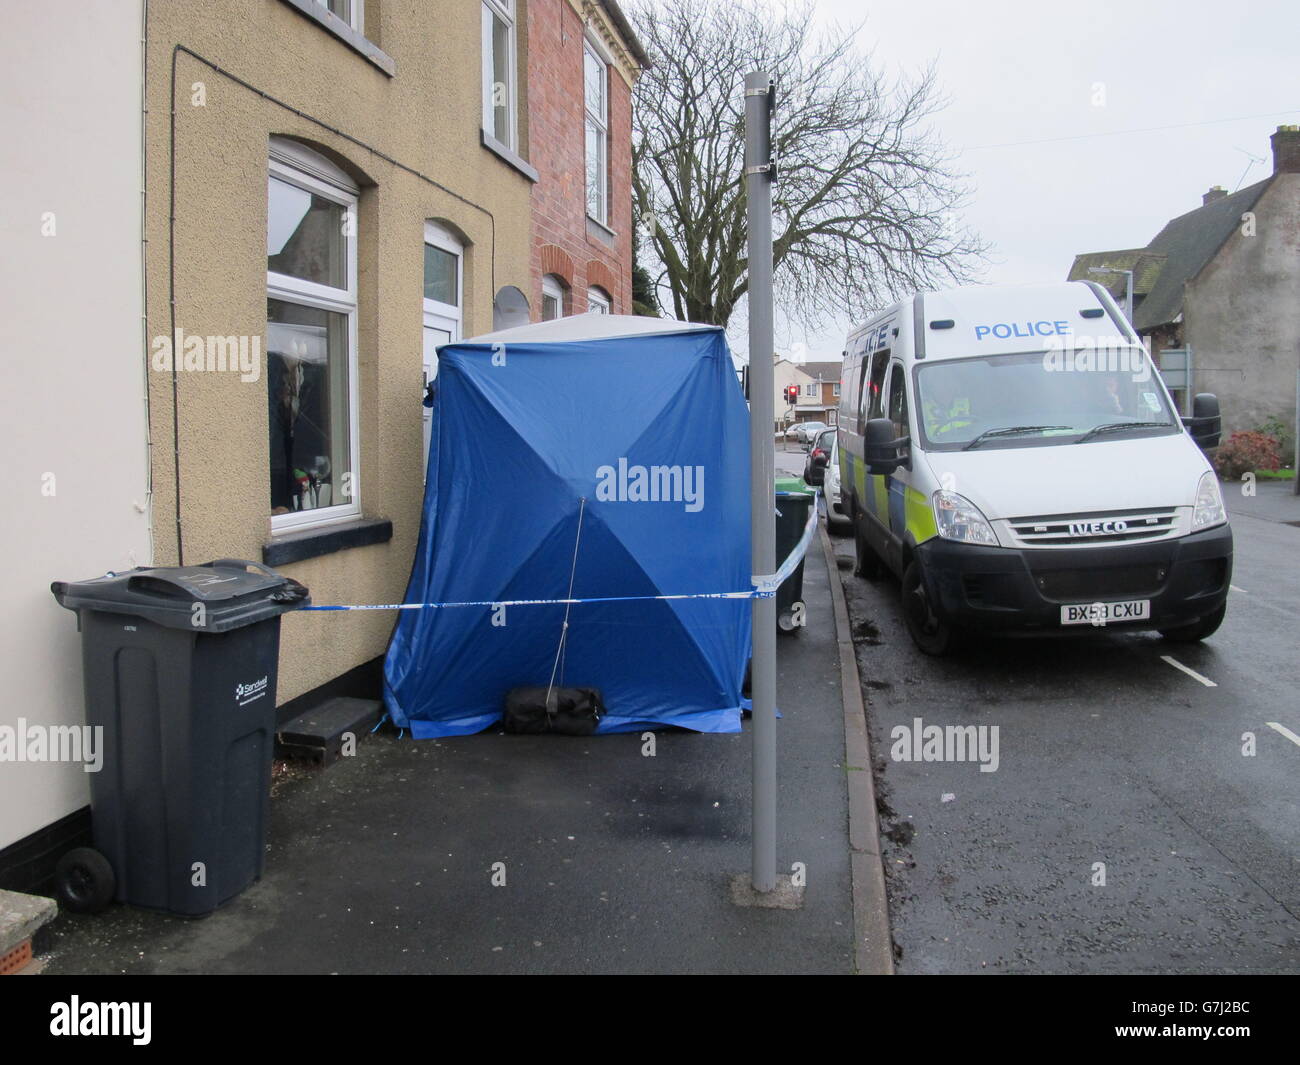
[1202,185,1228,205]
[1272,125,1300,174]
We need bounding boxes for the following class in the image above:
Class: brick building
[526,0,647,317]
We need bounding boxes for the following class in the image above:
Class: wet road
[809,456,1300,973]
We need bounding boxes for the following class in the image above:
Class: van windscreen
[915,348,1178,451]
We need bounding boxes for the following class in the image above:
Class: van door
[857,346,893,560]
[838,338,866,507]
[879,359,915,575]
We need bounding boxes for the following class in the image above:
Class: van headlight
[1192,471,1226,530]
[932,490,999,546]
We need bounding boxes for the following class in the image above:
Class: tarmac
[1222,476,1300,523]
[40,504,892,975]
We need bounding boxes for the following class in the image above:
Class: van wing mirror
[863,417,909,474]
[1182,393,1221,450]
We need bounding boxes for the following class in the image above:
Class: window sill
[480,130,539,183]
[586,215,616,246]
[264,517,393,566]
[279,0,396,77]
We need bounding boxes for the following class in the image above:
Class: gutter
[600,0,651,69]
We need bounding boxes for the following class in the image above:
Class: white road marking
[1160,655,1217,687]
[1230,584,1247,594]
[1266,722,1300,749]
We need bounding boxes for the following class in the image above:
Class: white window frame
[587,286,610,314]
[541,274,564,320]
[482,0,518,152]
[583,35,610,226]
[422,222,463,475]
[268,138,362,534]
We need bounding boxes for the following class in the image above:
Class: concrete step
[275,696,382,767]
[0,888,57,975]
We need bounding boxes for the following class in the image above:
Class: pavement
[829,474,1300,974]
[1223,475,1300,523]
[39,465,890,974]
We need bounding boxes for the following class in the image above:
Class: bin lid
[51,559,310,633]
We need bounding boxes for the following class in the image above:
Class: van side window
[846,338,867,428]
[866,348,890,421]
[888,362,909,443]
[852,358,867,427]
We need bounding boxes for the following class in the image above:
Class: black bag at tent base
[503,686,605,736]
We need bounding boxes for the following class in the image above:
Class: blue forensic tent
[383,315,752,738]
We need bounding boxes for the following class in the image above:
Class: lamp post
[744,69,777,894]
[1088,266,1134,324]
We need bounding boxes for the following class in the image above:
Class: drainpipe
[138,0,155,565]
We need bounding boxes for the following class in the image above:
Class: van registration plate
[1060,600,1151,625]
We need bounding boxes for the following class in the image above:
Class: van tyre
[1158,603,1226,642]
[55,846,115,914]
[852,512,884,580]
[902,560,960,656]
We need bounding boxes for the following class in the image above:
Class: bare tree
[630,0,988,328]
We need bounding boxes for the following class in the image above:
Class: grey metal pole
[744,69,777,894]
[1294,358,1299,495]
[1125,270,1133,325]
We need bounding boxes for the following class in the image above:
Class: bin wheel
[55,847,115,914]
[778,605,803,634]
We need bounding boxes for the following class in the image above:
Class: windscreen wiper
[962,425,1073,451]
[1074,420,1174,445]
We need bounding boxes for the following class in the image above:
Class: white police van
[826,282,1231,655]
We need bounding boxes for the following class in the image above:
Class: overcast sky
[732,0,1299,364]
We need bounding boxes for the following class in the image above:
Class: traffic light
[784,384,799,405]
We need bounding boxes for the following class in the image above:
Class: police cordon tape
[300,490,820,613]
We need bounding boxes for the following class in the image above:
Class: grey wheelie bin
[50,559,310,916]
[774,489,814,634]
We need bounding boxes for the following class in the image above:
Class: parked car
[836,281,1229,655]
[791,420,827,445]
[804,428,850,529]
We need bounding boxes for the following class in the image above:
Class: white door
[422,319,452,472]
[422,222,463,476]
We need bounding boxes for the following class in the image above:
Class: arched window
[542,274,567,320]
[587,286,611,315]
[493,285,530,330]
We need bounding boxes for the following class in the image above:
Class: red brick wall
[526,0,635,315]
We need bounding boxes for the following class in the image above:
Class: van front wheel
[902,560,959,655]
